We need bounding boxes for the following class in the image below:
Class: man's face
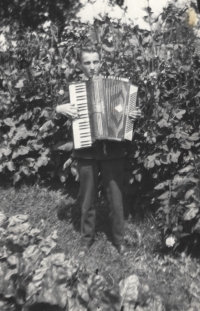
[80,52,101,78]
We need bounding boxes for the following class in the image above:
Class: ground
[0,182,199,311]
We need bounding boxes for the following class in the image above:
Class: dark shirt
[72,140,125,160]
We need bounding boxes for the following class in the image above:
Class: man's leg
[77,158,98,247]
[100,158,125,246]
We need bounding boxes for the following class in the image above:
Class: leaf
[179,165,194,174]
[14,79,24,88]
[180,141,191,150]
[170,150,181,163]
[0,212,7,227]
[32,71,42,77]
[185,203,197,209]
[39,120,54,133]
[40,108,54,118]
[119,274,139,304]
[155,159,161,165]
[13,173,21,184]
[22,158,35,167]
[135,174,142,182]
[49,79,57,85]
[102,43,114,53]
[59,171,68,183]
[29,139,44,151]
[36,154,49,167]
[184,207,199,221]
[171,191,178,198]
[154,182,165,190]
[63,158,72,169]
[23,245,40,259]
[185,189,195,200]
[5,161,15,171]
[4,118,15,127]
[77,283,90,303]
[188,133,199,141]
[71,166,79,181]
[157,191,170,200]
[12,146,30,159]
[39,236,57,255]
[144,154,161,169]
[129,177,134,184]
[160,154,169,164]
[20,165,30,175]
[19,111,32,121]
[174,110,186,119]
[172,175,186,187]
[193,218,200,233]
[2,148,12,157]
[53,141,73,152]
[188,177,199,183]
[9,214,29,226]
[157,119,170,128]
[145,160,154,168]
[7,255,19,267]
[65,67,72,78]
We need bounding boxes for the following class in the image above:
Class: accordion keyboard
[69,83,92,149]
[124,84,138,140]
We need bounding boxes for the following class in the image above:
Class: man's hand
[129,107,141,122]
[56,103,79,120]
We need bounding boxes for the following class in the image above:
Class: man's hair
[77,44,101,63]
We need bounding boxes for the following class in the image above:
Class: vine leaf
[184,206,199,221]
[188,132,199,141]
[154,182,165,190]
[193,219,200,232]
[119,274,139,306]
[36,154,49,167]
[5,161,15,171]
[12,146,30,159]
[13,173,21,184]
[174,109,186,119]
[63,158,72,169]
[157,191,170,200]
[179,165,194,174]
[77,282,90,303]
[53,141,73,152]
[4,118,15,127]
[185,189,195,200]
[39,120,55,133]
[14,79,24,88]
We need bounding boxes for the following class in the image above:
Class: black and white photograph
[0,0,200,310]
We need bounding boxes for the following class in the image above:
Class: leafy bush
[0,0,200,251]
[0,211,163,311]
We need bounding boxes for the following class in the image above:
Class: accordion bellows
[69,76,138,149]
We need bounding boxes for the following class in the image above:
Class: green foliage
[0,0,200,252]
[0,211,160,311]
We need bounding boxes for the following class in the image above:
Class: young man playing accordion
[56,45,141,256]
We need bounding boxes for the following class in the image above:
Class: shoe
[79,245,90,257]
[115,243,130,255]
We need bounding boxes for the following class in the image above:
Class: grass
[0,182,200,311]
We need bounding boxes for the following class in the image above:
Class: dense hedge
[0,1,200,251]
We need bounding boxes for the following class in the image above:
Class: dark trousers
[77,158,125,246]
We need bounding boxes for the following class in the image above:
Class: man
[56,45,141,256]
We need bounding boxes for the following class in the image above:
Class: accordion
[69,76,138,149]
